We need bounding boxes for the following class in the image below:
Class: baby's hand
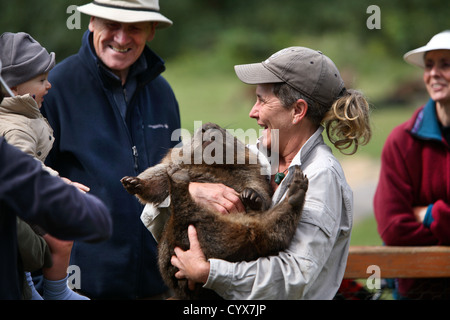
[61,177,90,193]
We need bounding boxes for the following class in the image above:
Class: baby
[0,32,89,300]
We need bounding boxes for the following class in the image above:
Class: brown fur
[121,123,308,299]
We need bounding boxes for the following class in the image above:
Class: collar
[269,127,325,205]
[291,126,325,167]
[410,98,442,141]
[254,126,325,178]
[0,94,41,119]
[99,52,148,85]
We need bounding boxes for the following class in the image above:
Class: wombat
[121,122,308,299]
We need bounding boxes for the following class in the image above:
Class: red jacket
[374,99,450,298]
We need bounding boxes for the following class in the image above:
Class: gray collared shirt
[142,126,353,299]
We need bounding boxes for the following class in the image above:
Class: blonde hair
[322,89,372,155]
[273,84,372,155]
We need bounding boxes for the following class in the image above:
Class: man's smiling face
[89,17,156,79]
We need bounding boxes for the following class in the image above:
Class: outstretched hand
[171,225,210,290]
[61,177,90,193]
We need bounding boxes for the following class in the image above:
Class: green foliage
[2,0,438,147]
[2,0,449,63]
[0,0,443,143]
[1,0,89,61]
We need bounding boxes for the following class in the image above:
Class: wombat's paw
[240,188,264,211]
[167,166,190,184]
[121,176,142,195]
[286,166,309,207]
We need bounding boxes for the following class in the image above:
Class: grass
[164,55,259,133]
[350,216,383,246]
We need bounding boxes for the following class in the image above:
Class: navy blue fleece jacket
[42,30,180,299]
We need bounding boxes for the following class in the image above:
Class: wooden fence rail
[344,246,450,279]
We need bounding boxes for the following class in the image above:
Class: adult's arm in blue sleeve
[0,138,112,243]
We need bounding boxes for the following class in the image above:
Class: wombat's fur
[121,122,308,299]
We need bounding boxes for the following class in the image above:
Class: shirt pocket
[300,199,337,238]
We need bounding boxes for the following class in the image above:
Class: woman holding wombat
[155,47,372,299]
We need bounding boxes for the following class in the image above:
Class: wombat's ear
[168,168,190,184]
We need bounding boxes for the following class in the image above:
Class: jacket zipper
[132,145,139,172]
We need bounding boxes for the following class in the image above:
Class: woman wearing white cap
[165,47,372,299]
[374,30,450,299]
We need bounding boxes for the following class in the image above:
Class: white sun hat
[77,0,172,28]
[403,30,450,68]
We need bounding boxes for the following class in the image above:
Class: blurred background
[2,0,449,245]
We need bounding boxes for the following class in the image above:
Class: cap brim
[77,3,172,28]
[234,63,283,85]
[404,44,450,68]
[404,46,428,68]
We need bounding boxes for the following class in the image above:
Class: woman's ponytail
[322,89,372,155]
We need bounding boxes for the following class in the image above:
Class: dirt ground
[340,155,381,223]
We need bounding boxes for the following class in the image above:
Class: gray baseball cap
[234,47,345,107]
[0,32,55,88]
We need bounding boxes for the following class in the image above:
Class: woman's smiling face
[423,50,450,105]
[249,84,293,150]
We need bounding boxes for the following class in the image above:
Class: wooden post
[344,246,450,279]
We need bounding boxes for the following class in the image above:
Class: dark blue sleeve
[0,138,112,242]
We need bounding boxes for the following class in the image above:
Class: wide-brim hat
[403,30,450,68]
[77,0,172,28]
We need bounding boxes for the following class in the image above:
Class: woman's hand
[189,182,245,214]
[171,225,210,290]
[413,206,427,223]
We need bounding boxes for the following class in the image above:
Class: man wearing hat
[42,0,180,299]
[374,30,450,299]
